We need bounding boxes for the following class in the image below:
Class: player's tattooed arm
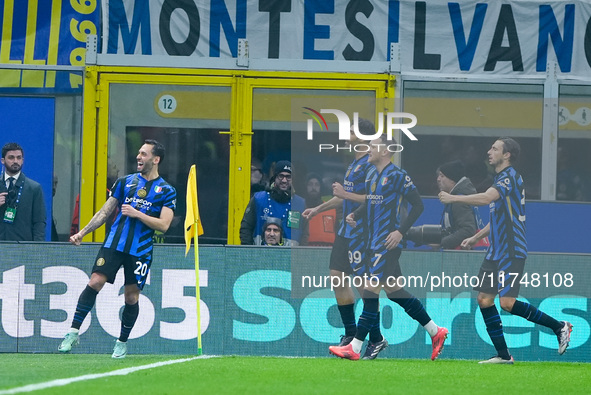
[81,197,118,235]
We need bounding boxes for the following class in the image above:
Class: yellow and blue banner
[0,0,100,92]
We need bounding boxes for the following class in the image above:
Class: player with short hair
[303,119,388,360]
[329,134,448,361]
[58,139,176,358]
[439,137,572,364]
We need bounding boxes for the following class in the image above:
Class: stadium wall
[0,243,589,362]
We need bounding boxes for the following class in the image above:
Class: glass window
[251,88,377,204]
[557,85,591,202]
[54,95,83,241]
[402,81,543,199]
[109,84,231,244]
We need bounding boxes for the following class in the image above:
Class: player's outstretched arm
[332,182,365,204]
[120,204,174,233]
[302,196,342,219]
[439,187,499,206]
[70,197,119,245]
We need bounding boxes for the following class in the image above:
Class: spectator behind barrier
[406,160,487,250]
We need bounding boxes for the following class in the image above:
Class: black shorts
[329,235,351,274]
[92,247,152,290]
[473,257,526,298]
[329,235,365,275]
[364,247,403,280]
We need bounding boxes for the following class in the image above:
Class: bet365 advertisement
[0,243,588,361]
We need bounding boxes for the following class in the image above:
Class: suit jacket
[0,172,46,241]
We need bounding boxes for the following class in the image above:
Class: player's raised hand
[302,207,317,220]
[332,182,346,199]
[438,191,453,204]
[70,232,83,246]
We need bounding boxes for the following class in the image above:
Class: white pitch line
[0,355,219,394]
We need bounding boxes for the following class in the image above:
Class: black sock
[510,300,563,332]
[480,305,511,359]
[119,302,139,342]
[369,311,383,343]
[337,303,357,337]
[388,288,431,326]
[355,291,379,342]
[72,285,98,330]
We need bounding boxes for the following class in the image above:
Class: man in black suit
[0,142,46,241]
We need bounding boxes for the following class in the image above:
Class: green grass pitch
[1,354,589,394]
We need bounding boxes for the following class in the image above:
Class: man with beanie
[262,217,284,246]
[436,160,480,249]
[240,160,308,246]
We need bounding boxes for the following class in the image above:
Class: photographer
[436,160,479,249]
[407,160,480,249]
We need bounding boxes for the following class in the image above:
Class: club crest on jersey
[154,185,163,193]
[371,181,377,193]
[137,188,147,198]
[345,168,351,178]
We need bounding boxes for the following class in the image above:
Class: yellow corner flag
[184,165,204,256]
[184,165,204,355]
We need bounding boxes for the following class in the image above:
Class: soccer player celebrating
[329,134,448,361]
[304,119,388,360]
[58,140,176,358]
[439,137,572,364]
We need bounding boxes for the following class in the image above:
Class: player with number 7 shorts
[329,134,448,361]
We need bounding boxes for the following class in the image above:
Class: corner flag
[184,165,204,355]
[185,165,204,256]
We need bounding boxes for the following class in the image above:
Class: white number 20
[134,261,148,277]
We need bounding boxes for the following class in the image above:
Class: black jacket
[0,173,46,241]
[441,177,478,249]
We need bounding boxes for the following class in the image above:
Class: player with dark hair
[439,137,572,363]
[304,118,389,359]
[58,139,176,358]
[329,134,448,361]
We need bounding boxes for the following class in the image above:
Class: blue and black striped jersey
[364,162,416,251]
[486,166,527,260]
[338,154,373,239]
[103,173,176,257]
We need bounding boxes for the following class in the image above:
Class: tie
[7,177,15,192]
